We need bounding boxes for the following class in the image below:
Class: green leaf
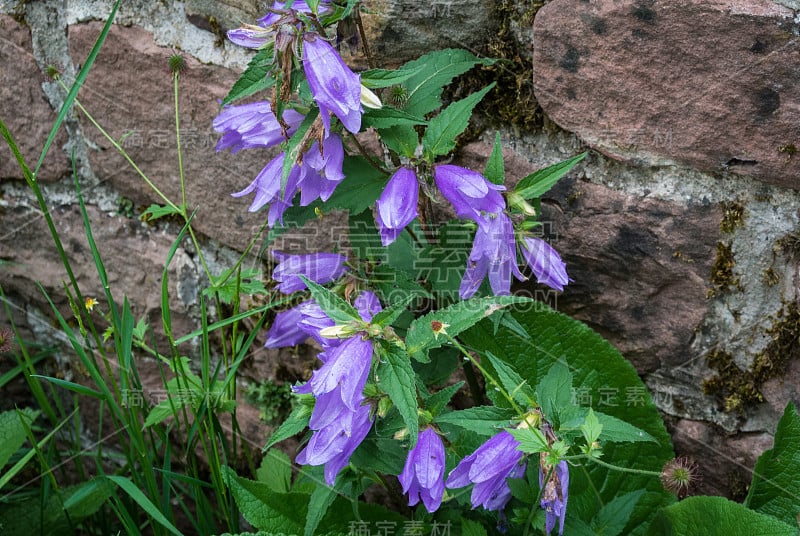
[205,267,267,304]
[462,518,489,536]
[221,466,307,533]
[30,375,104,399]
[514,152,587,200]
[264,404,311,450]
[362,107,427,129]
[361,66,423,88]
[592,490,646,536]
[744,402,800,525]
[305,484,337,536]
[377,343,419,446]
[299,276,360,324]
[581,408,603,445]
[370,294,416,328]
[460,304,675,535]
[105,475,182,536]
[405,295,534,361]
[0,408,38,469]
[141,202,184,222]
[560,408,658,444]
[648,496,798,536]
[223,45,276,105]
[257,449,293,493]
[508,427,549,455]
[401,48,494,117]
[484,131,505,185]
[535,361,573,426]
[434,406,514,437]
[484,351,536,407]
[422,83,495,158]
[423,381,464,416]
[377,124,419,158]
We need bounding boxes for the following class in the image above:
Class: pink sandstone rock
[0,15,70,182]
[533,0,800,190]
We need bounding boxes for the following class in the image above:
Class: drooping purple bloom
[271,251,348,294]
[399,428,446,513]
[521,237,571,292]
[292,336,372,410]
[297,301,336,346]
[302,34,362,135]
[354,290,382,322]
[298,134,346,205]
[264,303,309,348]
[258,1,331,27]
[376,167,419,246]
[213,102,303,154]
[445,430,526,511]
[226,24,274,49]
[295,401,373,485]
[459,214,524,299]
[434,165,506,224]
[539,460,569,536]
[231,152,304,226]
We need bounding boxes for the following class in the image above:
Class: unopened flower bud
[360,85,383,109]
[508,191,537,216]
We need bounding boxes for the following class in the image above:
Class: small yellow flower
[84,297,99,312]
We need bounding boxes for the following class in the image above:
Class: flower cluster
[214,1,364,226]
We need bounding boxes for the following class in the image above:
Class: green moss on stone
[719,201,746,233]
[708,242,740,297]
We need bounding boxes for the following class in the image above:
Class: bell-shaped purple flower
[292,336,372,411]
[434,165,506,224]
[521,237,571,292]
[399,428,446,513]
[376,167,419,246]
[298,134,346,206]
[264,303,309,348]
[297,301,336,346]
[459,214,524,299]
[231,152,303,226]
[302,35,362,135]
[258,1,331,26]
[295,401,373,485]
[227,24,274,49]
[539,460,569,536]
[354,290,382,322]
[213,102,303,154]
[445,430,526,511]
[270,251,348,294]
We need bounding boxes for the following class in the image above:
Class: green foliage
[0,408,39,470]
[514,152,587,200]
[376,342,419,446]
[422,83,495,158]
[222,45,276,105]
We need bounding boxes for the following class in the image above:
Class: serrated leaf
[484,131,505,185]
[362,107,427,129]
[592,490,645,536]
[299,276,360,324]
[0,408,38,469]
[462,518,489,536]
[508,427,549,455]
[377,343,419,446]
[377,124,419,158]
[305,484,337,536]
[264,404,311,450]
[460,304,675,535]
[423,381,464,416]
[485,351,536,407]
[560,408,658,444]
[223,46,276,105]
[361,66,423,88]
[257,449,293,493]
[515,152,587,200]
[581,408,603,445]
[140,203,184,222]
[744,402,800,526]
[221,466,307,534]
[434,406,514,437]
[535,361,573,426]
[401,48,493,117]
[370,294,416,328]
[405,296,534,361]
[422,83,495,158]
[647,496,797,536]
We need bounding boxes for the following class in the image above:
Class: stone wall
[1,0,799,497]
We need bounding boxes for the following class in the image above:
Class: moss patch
[707,242,740,297]
[702,302,800,413]
[719,201,746,234]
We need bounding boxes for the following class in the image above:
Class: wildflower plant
[3,1,799,536]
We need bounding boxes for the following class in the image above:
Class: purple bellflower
[445,430,526,511]
[231,152,304,226]
[354,290,382,322]
[213,102,303,154]
[399,428,446,513]
[539,459,569,536]
[375,167,419,246]
[227,1,331,48]
[302,34,362,135]
[460,214,525,299]
[521,237,571,292]
[434,165,506,225]
[264,303,309,348]
[297,301,337,346]
[270,251,348,294]
[258,1,331,27]
[295,401,373,485]
[297,134,346,206]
